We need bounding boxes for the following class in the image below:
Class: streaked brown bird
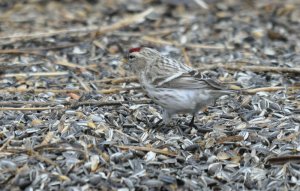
[127,47,235,126]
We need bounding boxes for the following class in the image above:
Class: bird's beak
[121,57,128,64]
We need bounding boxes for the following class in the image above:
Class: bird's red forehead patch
[129,47,141,53]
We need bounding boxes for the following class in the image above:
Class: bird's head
[127,47,160,73]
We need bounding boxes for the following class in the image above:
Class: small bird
[127,47,234,126]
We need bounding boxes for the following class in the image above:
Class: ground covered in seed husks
[0,0,300,190]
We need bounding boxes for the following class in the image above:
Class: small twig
[0,62,44,70]
[267,155,300,165]
[0,49,46,57]
[0,86,141,94]
[0,8,154,42]
[110,76,139,84]
[89,76,138,84]
[243,86,300,94]
[0,43,76,54]
[1,148,59,167]
[70,99,152,108]
[0,107,64,111]
[0,26,98,40]
[72,73,91,92]
[114,130,139,142]
[0,101,60,107]
[181,47,192,67]
[116,145,177,157]
[0,71,69,78]
[0,136,14,151]
[30,150,59,167]
[0,99,153,109]
[226,65,300,74]
[196,64,300,74]
[0,88,82,94]
[95,8,154,37]
[34,147,86,156]
[142,36,233,50]
[217,135,244,144]
[40,131,55,146]
[112,28,178,37]
[55,58,99,73]
[98,87,141,94]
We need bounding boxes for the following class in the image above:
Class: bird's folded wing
[154,72,226,90]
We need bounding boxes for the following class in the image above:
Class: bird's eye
[129,55,135,59]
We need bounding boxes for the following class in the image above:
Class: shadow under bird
[127,47,236,127]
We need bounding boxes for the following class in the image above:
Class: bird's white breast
[147,87,209,114]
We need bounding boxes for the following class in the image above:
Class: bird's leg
[162,110,171,125]
[188,115,195,127]
[187,115,199,130]
[150,118,163,129]
[185,113,212,134]
[157,110,182,134]
[150,110,169,130]
[174,115,194,135]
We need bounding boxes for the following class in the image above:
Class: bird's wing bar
[157,72,185,86]
[154,72,223,90]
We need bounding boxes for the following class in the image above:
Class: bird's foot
[187,115,197,128]
[184,116,213,134]
[178,124,192,135]
[175,125,184,136]
[149,119,170,133]
[150,118,163,129]
[174,119,191,135]
[188,120,197,129]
